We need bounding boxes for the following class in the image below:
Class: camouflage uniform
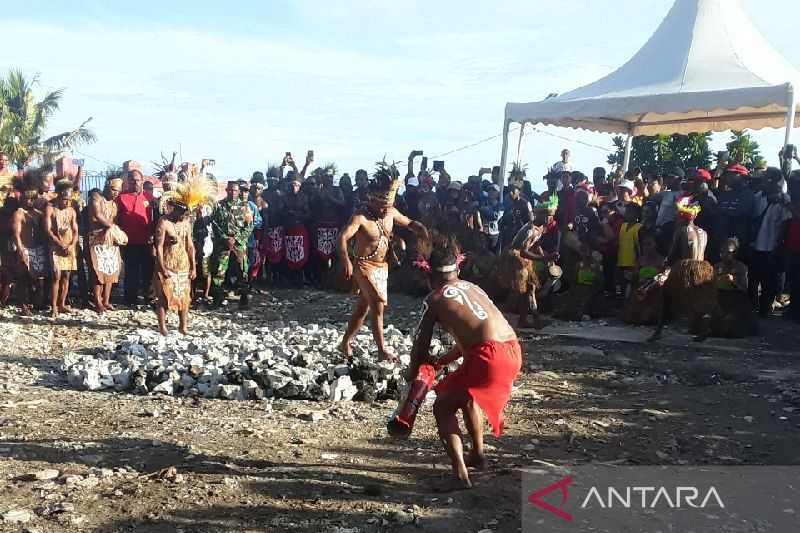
[210,198,253,299]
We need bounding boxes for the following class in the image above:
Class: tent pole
[785,84,796,175]
[516,122,526,163]
[785,84,796,145]
[622,133,633,172]
[499,118,510,197]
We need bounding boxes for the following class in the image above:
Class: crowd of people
[3,144,800,490]
[1,145,800,341]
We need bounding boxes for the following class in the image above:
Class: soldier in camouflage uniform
[210,181,254,308]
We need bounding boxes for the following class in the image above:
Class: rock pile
[62,321,446,403]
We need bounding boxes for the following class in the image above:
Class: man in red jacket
[115,162,155,307]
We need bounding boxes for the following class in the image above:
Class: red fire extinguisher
[387,364,437,438]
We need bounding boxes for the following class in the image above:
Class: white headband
[434,264,458,273]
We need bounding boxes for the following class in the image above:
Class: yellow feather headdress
[161,171,217,213]
[676,194,701,220]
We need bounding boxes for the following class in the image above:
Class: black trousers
[121,245,153,305]
[748,249,781,316]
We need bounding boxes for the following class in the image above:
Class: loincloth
[498,249,539,295]
[666,259,717,317]
[153,269,191,312]
[353,258,389,304]
[435,340,522,437]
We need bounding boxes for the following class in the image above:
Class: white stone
[152,381,174,395]
[2,509,32,524]
[330,376,358,402]
[219,385,244,400]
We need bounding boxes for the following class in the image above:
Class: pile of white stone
[61,321,447,403]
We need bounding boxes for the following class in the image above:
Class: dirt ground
[1,288,799,533]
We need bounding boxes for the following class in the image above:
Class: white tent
[500,0,800,183]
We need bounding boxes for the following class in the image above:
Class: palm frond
[41,118,96,153]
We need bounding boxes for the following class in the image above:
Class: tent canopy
[504,0,800,136]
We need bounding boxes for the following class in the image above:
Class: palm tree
[0,70,96,170]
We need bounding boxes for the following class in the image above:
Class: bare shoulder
[347,212,366,228]
[391,207,410,222]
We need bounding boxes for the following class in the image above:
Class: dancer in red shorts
[407,240,522,491]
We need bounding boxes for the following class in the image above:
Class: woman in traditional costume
[496,203,560,329]
[650,195,717,341]
[44,179,79,317]
[88,176,126,313]
[711,238,757,337]
[153,174,216,335]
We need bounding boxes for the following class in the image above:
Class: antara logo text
[528,476,725,522]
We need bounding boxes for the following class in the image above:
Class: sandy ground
[1,288,799,533]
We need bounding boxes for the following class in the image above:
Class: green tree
[726,130,764,169]
[608,132,712,176]
[0,70,95,170]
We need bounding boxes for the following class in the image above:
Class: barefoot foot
[338,341,353,361]
[432,475,473,493]
[464,451,488,470]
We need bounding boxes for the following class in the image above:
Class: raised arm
[393,210,429,241]
[299,152,313,180]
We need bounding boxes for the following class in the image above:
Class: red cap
[694,168,712,182]
[726,164,749,176]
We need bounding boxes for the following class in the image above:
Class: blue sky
[2,0,798,181]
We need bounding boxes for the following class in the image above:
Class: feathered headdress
[152,151,178,180]
[676,194,701,220]
[161,171,217,213]
[369,160,401,206]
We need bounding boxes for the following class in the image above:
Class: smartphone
[433,160,444,172]
[421,157,428,171]
[307,150,314,160]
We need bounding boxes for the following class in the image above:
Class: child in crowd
[616,203,642,299]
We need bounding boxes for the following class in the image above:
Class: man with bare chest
[338,164,428,361]
[406,241,522,490]
[12,184,50,314]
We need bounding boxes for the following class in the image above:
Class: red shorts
[435,339,522,437]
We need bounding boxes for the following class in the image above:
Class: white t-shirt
[550,161,572,174]
[753,198,791,252]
